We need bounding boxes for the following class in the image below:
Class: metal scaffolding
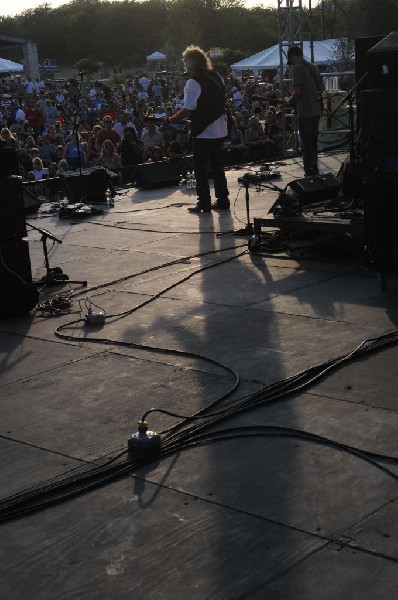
[277,1,305,156]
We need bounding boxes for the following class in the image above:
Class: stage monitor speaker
[0,147,20,179]
[63,169,112,203]
[289,173,341,205]
[134,162,181,189]
[0,177,27,242]
[0,239,38,317]
[366,31,398,89]
[22,186,41,214]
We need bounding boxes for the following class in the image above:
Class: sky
[1,0,312,19]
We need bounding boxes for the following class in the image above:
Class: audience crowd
[0,72,291,186]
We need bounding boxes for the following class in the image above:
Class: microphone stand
[329,72,368,207]
[27,223,87,287]
[66,71,85,202]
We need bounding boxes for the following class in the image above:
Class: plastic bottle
[105,188,113,207]
[285,185,294,198]
[186,172,192,190]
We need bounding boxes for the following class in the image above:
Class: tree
[330,38,355,71]
[74,57,102,75]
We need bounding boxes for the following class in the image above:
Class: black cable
[1,419,398,524]
[67,242,247,301]
[104,249,247,320]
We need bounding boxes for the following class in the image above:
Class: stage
[1,150,398,599]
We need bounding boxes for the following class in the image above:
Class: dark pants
[297,115,320,177]
[193,137,229,209]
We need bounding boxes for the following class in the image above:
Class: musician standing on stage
[285,45,324,177]
[169,45,230,213]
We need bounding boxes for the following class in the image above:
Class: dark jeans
[297,115,320,177]
[192,137,229,208]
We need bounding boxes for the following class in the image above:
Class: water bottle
[105,188,113,207]
[191,173,196,189]
[285,185,294,198]
[186,172,192,190]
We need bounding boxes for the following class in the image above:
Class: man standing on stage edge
[286,45,324,177]
[169,45,230,213]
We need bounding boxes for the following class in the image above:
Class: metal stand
[330,72,368,208]
[27,223,87,287]
[234,181,254,236]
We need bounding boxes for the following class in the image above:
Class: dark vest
[190,70,225,137]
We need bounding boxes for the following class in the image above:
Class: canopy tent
[0,57,24,73]
[231,39,339,75]
[146,51,167,72]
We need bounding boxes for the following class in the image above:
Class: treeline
[0,0,397,69]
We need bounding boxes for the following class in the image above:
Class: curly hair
[182,45,213,74]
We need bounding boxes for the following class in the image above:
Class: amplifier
[289,173,341,205]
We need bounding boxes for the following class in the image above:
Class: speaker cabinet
[0,147,20,179]
[0,177,27,242]
[355,36,383,86]
[289,173,341,205]
[360,89,398,171]
[63,169,112,203]
[0,239,38,317]
[366,32,398,89]
[134,162,181,189]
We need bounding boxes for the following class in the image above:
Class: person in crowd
[98,139,122,175]
[158,114,176,151]
[0,127,18,148]
[17,148,32,176]
[25,99,43,137]
[57,158,70,175]
[25,171,36,182]
[113,113,133,138]
[138,74,149,92]
[285,44,324,177]
[95,116,121,153]
[33,78,45,95]
[48,161,59,178]
[14,102,26,133]
[63,132,85,169]
[148,146,165,162]
[54,144,65,164]
[43,99,59,129]
[239,107,251,132]
[232,87,242,108]
[223,115,246,165]
[86,125,102,165]
[169,45,230,213]
[141,120,165,160]
[32,156,49,181]
[268,110,292,156]
[38,137,54,165]
[23,77,35,97]
[118,126,144,184]
[45,124,57,144]
[167,129,190,176]
[244,115,274,161]
[151,80,163,105]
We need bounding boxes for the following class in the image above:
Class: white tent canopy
[0,57,24,73]
[146,50,167,72]
[146,51,166,61]
[231,39,339,74]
